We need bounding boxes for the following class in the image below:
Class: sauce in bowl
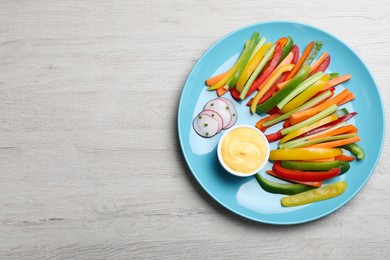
[218,125,269,177]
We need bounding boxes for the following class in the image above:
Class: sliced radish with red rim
[193,113,220,138]
[200,110,223,132]
[219,97,238,129]
[204,98,232,129]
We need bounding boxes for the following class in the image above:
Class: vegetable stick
[216,86,228,96]
[309,55,330,77]
[206,71,229,86]
[266,170,322,187]
[338,93,355,106]
[305,136,360,148]
[289,89,353,125]
[285,41,314,80]
[335,155,355,162]
[300,157,336,162]
[310,51,328,73]
[307,125,357,140]
[322,74,351,90]
[255,113,280,132]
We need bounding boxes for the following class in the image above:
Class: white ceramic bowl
[217,124,270,177]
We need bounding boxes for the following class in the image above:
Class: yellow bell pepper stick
[236,41,271,92]
[281,181,347,207]
[280,74,330,113]
[250,64,294,113]
[280,113,338,143]
[209,40,251,91]
[269,148,343,161]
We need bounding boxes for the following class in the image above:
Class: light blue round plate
[177,21,385,225]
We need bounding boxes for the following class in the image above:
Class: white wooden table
[1,1,389,259]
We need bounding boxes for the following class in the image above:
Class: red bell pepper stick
[273,161,340,182]
[230,88,241,100]
[283,119,291,128]
[300,112,357,137]
[245,43,283,97]
[267,106,280,115]
[309,55,331,76]
[266,130,283,142]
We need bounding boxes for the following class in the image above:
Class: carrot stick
[289,89,353,125]
[305,136,360,148]
[285,41,314,80]
[266,170,322,187]
[216,86,228,96]
[338,93,355,106]
[308,125,358,140]
[310,51,328,73]
[335,155,355,162]
[323,74,351,90]
[206,71,229,86]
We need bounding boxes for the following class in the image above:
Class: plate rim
[177,20,386,225]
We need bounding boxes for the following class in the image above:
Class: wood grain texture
[0,0,389,259]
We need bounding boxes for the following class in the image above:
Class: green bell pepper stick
[255,64,311,114]
[280,36,294,62]
[342,143,365,160]
[281,181,347,207]
[239,44,276,98]
[228,32,260,88]
[281,104,338,136]
[255,174,315,195]
[277,71,324,110]
[281,160,346,171]
[263,90,332,127]
[329,72,340,80]
[304,40,323,65]
[339,161,350,175]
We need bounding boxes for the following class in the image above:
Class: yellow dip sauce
[221,127,268,174]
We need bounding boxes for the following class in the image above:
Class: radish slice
[200,110,223,133]
[204,98,232,129]
[193,113,220,138]
[219,97,238,129]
